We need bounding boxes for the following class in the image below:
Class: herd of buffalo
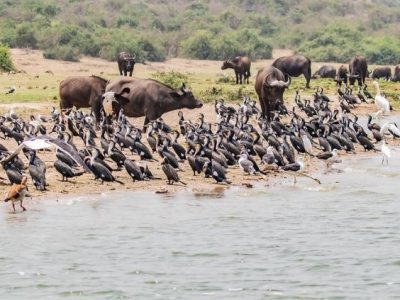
[59,52,399,125]
[1,51,400,210]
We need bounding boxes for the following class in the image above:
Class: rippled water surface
[1,152,400,299]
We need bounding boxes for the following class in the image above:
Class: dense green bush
[363,37,400,65]
[43,45,80,62]
[0,0,399,63]
[182,30,213,60]
[296,23,363,62]
[297,23,400,64]
[151,71,189,89]
[0,44,15,71]
[182,30,272,60]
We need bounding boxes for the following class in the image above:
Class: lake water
[1,150,400,299]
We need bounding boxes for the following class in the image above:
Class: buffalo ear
[118,87,130,96]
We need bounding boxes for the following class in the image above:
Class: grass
[1,51,399,112]
[0,73,60,104]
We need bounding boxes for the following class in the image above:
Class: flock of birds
[0,80,399,212]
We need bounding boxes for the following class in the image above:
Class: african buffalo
[312,65,336,79]
[221,56,251,84]
[103,78,203,127]
[371,66,392,81]
[118,52,136,76]
[392,65,400,82]
[272,54,311,88]
[348,55,368,86]
[255,66,291,120]
[335,65,349,87]
[59,75,108,124]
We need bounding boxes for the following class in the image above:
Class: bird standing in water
[3,176,29,212]
[380,140,391,165]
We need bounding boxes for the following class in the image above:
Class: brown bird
[3,176,29,212]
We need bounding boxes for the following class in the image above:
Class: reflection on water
[1,151,400,299]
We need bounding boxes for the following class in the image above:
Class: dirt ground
[1,49,399,202]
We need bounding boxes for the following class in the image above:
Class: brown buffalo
[312,65,336,79]
[104,78,203,127]
[349,55,368,86]
[392,65,400,82]
[371,66,392,81]
[118,52,136,76]
[59,75,108,123]
[335,65,349,87]
[272,54,311,88]
[255,66,291,120]
[221,56,251,84]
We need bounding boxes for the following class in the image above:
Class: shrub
[182,30,213,59]
[151,71,189,89]
[43,45,80,62]
[363,37,400,65]
[15,23,38,48]
[0,44,15,71]
[296,23,363,62]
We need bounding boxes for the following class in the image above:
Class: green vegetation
[182,29,272,60]
[152,71,190,89]
[0,1,399,63]
[297,24,400,64]
[0,44,14,71]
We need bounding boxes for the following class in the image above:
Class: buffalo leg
[129,70,133,77]
[142,116,150,133]
[259,99,267,119]
[305,66,311,88]
[235,71,239,84]
[91,100,102,130]
[239,72,243,84]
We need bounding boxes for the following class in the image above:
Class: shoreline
[2,103,399,203]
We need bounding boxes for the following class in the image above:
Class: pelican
[380,122,400,138]
[0,136,92,173]
[372,81,390,114]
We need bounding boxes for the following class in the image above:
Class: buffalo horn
[265,74,291,88]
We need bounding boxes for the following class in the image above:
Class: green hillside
[0,0,399,64]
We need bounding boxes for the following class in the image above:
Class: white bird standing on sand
[380,140,391,165]
[372,81,390,114]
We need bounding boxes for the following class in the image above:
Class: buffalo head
[263,73,291,102]
[101,87,130,117]
[221,60,230,70]
[125,54,136,72]
[170,83,203,109]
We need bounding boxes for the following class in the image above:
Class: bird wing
[37,137,92,173]
[0,136,92,174]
